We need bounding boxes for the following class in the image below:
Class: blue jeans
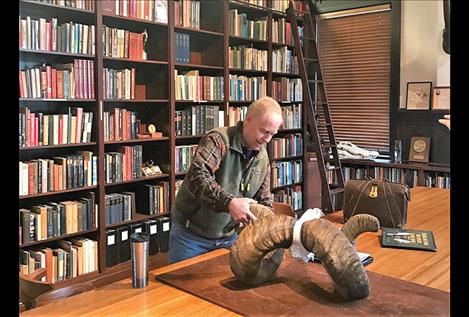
[168,221,238,264]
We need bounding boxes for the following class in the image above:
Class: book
[381,227,437,252]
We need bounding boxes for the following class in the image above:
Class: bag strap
[347,180,371,219]
[385,182,405,225]
[382,183,397,228]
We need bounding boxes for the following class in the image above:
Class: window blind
[317,7,391,152]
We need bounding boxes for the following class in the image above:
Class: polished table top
[21,186,449,316]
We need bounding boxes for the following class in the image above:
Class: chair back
[35,282,95,307]
[19,269,53,310]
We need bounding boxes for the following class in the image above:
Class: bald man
[169,97,283,263]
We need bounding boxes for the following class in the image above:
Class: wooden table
[21,186,449,316]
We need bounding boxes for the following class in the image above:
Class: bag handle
[347,180,371,219]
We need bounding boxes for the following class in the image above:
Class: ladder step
[304,57,319,62]
[300,36,316,41]
[322,144,337,148]
[308,80,324,83]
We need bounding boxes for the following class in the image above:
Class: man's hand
[228,197,258,224]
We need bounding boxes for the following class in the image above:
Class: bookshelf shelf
[104,137,169,145]
[20,142,98,150]
[20,228,99,248]
[229,68,268,75]
[19,49,95,59]
[20,0,95,14]
[174,26,224,37]
[277,128,302,133]
[175,100,224,104]
[103,56,168,65]
[272,155,303,161]
[272,71,300,78]
[272,42,294,48]
[175,63,224,70]
[176,135,204,140]
[104,174,170,187]
[19,98,96,102]
[272,182,303,191]
[19,185,98,200]
[229,35,269,45]
[105,212,170,229]
[103,99,169,103]
[102,13,168,28]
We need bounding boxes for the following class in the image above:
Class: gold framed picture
[408,136,431,163]
[432,86,450,110]
[406,82,432,110]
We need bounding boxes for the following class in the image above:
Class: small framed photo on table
[406,82,432,110]
[432,86,450,110]
[409,136,431,163]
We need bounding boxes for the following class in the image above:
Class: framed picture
[406,82,432,110]
[432,86,450,110]
[408,136,431,163]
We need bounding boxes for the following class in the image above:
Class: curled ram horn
[341,214,380,246]
[229,204,379,301]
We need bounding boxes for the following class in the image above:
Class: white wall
[399,0,450,108]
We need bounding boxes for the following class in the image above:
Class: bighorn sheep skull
[229,204,379,301]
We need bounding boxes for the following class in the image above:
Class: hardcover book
[381,227,437,252]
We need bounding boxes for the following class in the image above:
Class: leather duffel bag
[343,178,411,228]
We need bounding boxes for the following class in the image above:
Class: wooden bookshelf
[19,0,306,294]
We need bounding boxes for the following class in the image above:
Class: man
[169,96,283,263]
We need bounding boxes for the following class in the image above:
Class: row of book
[280,104,302,129]
[175,145,198,173]
[228,75,267,101]
[102,25,147,60]
[19,16,96,56]
[272,78,303,102]
[103,108,144,142]
[33,0,95,11]
[19,59,95,100]
[175,70,224,101]
[272,47,299,74]
[272,160,303,188]
[104,145,143,184]
[19,192,97,245]
[229,10,268,41]
[342,166,418,188]
[19,151,97,196]
[174,32,191,64]
[102,0,168,23]
[270,134,303,159]
[103,67,136,100]
[105,183,168,226]
[175,105,224,136]
[229,45,268,71]
[228,106,247,127]
[106,217,170,268]
[20,237,98,283]
[272,18,292,45]
[274,185,302,211]
[19,107,92,148]
[424,173,451,189]
[174,0,200,29]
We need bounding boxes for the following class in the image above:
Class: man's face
[243,113,283,150]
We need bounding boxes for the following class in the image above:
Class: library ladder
[287,0,344,213]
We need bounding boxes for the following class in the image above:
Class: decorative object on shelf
[432,86,450,110]
[137,123,163,139]
[393,139,402,163]
[142,160,162,177]
[405,82,432,110]
[343,178,410,228]
[408,136,431,163]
